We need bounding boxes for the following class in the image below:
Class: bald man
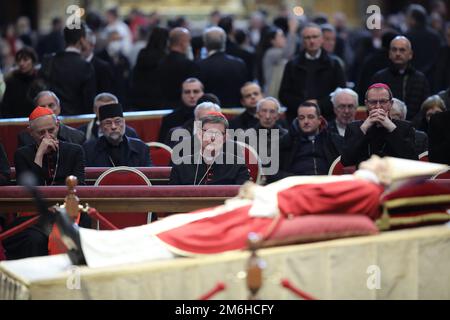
[158,27,199,107]
[370,36,430,122]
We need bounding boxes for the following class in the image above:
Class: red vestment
[156,179,383,255]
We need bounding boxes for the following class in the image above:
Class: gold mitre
[359,155,449,185]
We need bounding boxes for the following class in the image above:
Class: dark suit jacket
[157,51,200,107]
[158,106,194,143]
[370,64,430,122]
[225,39,255,80]
[341,119,417,166]
[83,135,151,167]
[14,141,85,185]
[197,52,248,108]
[0,143,10,185]
[278,50,346,122]
[414,130,428,157]
[274,123,340,181]
[429,110,450,164]
[18,123,86,148]
[91,56,115,95]
[39,51,96,115]
[229,110,259,130]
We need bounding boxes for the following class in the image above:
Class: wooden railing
[0,185,240,214]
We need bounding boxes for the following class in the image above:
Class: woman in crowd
[260,17,298,98]
[129,26,169,110]
[414,95,446,133]
[1,46,39,118]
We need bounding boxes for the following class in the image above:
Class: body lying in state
[69,156,446,268]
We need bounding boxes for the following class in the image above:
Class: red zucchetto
[204,111,226,119]
[29,106,54,122]
[367,83,393,99]
[368,83,391,91]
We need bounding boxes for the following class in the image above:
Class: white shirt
[305,49,322,60]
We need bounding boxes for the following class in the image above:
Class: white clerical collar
[336,122,346,137]
[86,53,94,62]
[65,46,81,54]
[305,49,322,60]
[207,50,222,57]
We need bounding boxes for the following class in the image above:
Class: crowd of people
[0,3,450,260]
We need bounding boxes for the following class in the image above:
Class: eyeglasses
[102,118,123,127]
[303,34,321,40]
[367,99,391,107]
[202,129,225,138]
[183,89,202,95]
[336,104,356,110]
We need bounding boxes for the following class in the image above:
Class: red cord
[281,279,317,300]
[0,216,40,241]
[87,208,119,230]
[198,282,226,300]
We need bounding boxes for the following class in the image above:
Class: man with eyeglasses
[169,112,249,185]
[279,23,346,123]
[341,83,416,166]
[370,36,430,123]
[82,103,151,167]
[328,88,358,153]
[158,78,204,144]
[77,92,139,142]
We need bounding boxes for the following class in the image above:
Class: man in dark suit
[197,26,249,108]
[341,83,417,167]
[83,103,151,167]
[158,27,200,107]
[18,91,86,147]
[39,24,96,115]
[370,36,430,123]
[278,23,346,123]
[229,82,263,130]
[428,110,450,165]
[5,107,86,260]
[218,15,255,80]
[158,78,204,143]
[83,27,115,95]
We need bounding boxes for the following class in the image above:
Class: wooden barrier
[8,167,172,185]
[0,185,240,214]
